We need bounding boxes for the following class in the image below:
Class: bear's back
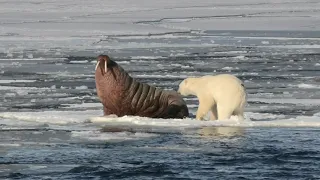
[199,74,244,99]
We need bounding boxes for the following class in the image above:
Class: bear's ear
[184,79,188,85]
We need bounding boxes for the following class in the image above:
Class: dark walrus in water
[95,55,189,119]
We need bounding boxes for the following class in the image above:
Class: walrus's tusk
[95,61,100,71]
[104,60,107,73]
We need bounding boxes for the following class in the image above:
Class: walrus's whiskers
[95,61,100,71]
[104,60,107,73]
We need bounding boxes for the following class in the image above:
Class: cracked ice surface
[0,0,319,56]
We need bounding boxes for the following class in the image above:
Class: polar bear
[177,74,246,121]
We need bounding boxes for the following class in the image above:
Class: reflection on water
[198,126,245,137]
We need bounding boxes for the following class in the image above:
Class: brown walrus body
[95,55,189,119]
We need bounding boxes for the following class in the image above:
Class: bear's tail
[240,82,247,106]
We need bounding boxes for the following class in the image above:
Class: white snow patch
[130,56,165,60]
[71,130,158,141]
[50,85,56,89]
[135,74,190,79]
[236,36,320,40]
[0,80,36,83]
[62,103,102,109]
[0,143,21,147]
[222,66,234,70]
[296,83,320,89]
[69,60,89,64]
[232,55,248,60]
[0,110,101,125]
[0,58,66,61]
[89,113,320,128]
[250,98,320,106]
[75,85,88,90]
[4,93,16,97]
[0,85,49,90]
[261,45,320,49]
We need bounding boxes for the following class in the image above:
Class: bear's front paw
[195,115,205,121]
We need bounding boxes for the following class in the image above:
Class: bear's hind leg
[209,104,218,120]
[233,108,245,121]
[216,103,233,120]
[237,114,244,121]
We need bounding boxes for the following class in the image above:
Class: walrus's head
[95,54,121,81]
[166,91,190,118]
[94,54,120,109]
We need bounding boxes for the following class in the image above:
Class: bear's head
[177,78,196,96]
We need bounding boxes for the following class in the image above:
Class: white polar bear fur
[177,74,247,121]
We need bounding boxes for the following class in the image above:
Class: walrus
[94,55,189,119]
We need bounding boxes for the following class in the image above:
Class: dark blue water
[1,128,320,179]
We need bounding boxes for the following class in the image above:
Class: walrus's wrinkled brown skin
[95,55,189,119]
